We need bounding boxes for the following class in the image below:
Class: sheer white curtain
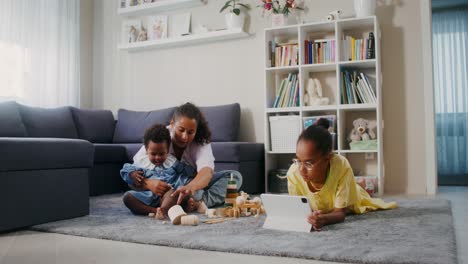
[0,0,80,107]
[432,8,468,184]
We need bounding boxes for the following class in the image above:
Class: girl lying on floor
[287,119,397,231]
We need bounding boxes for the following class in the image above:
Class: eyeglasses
[292,158,316,171]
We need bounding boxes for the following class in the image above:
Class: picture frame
[147,15,168,40]
[169,13,191,38]
[121,19,141,44]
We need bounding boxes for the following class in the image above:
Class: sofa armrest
[211,142,264,163]
[0,138,94,171]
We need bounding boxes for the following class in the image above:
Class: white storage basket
[269,115,301,152]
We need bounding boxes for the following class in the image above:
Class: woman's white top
[133,142,215,172]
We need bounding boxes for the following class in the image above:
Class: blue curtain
[432,8,468,184]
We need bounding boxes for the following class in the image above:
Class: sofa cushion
[200,103,240,142]
[93,144,128,164]
[18,104,78,138]
[120,143,144,161]
[0,138,94,171]
[211,142,264,162]
[113,107,175,143]
[71,108,115,143]
[0,101,27,137]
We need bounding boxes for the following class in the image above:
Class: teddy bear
[348,118,376,142]
[303,78,329,106]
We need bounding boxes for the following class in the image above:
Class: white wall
[92,0,430,194]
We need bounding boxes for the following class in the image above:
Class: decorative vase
[271,14,287,27]
[225,12,245,30]
[354,0,376,18]
[271,13,290,27]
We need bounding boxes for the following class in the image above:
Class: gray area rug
[31,194,457,264]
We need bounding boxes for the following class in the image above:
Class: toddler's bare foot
[156,207,167,220]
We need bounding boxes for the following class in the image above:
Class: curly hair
[297,118,332,155]
[143,124,171,148]
[172,102,211,145]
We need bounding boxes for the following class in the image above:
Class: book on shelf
[273,73,300,108]
[268,41,299,67]
[341,32,375,61]
[341,70,376,104]
[304,39,335,64]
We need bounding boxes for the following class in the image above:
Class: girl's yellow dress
[287,154,397,214]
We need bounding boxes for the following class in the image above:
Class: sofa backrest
[113,107,176,143]
[0,101,27,137]
[71,107,115,143]
[18,104,78,139]
[112,103,241,143]
[200,103,240,142]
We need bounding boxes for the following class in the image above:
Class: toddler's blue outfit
[120,155,196,207]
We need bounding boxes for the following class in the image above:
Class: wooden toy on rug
[217,191,266,218]
[235,192,264,217]
[180,215,199,226]
[168,205,199,226]
[202,218,227,224]
[224,174,239,207]
[197,201,208,214]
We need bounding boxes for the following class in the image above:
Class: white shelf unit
[118,28,249,51]
[118,0,204,17]
[264,16,384,196]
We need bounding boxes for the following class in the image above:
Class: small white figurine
[304,78,329,106]
[327,10,343,21]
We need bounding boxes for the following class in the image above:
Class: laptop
[260,193,313,233]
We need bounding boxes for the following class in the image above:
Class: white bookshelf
[264,16,384,196]
[118,28,249,51]
[118,0,204,17]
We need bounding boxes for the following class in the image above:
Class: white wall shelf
[266,107,301,113]
[119,29,249,52]
[118,0,204,17]
[339,104,377,110]
[339,59,376,68]
[264,16,384,196]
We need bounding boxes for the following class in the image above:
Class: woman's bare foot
[184,197,198,212]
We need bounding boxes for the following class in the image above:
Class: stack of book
[268,40,299,67]
[341,32,375,61]
[272,73,300,108]
[304,39,336,64]
[341,70,376,104]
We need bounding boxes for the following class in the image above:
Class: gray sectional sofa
[0,101,264,232]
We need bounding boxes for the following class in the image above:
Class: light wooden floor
[0,186,466,264]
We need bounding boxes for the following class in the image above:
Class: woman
[132,102,243,208]
[287,119,396,231]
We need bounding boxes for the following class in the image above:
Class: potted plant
[258,0,303,27]
[220,0,250,30]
